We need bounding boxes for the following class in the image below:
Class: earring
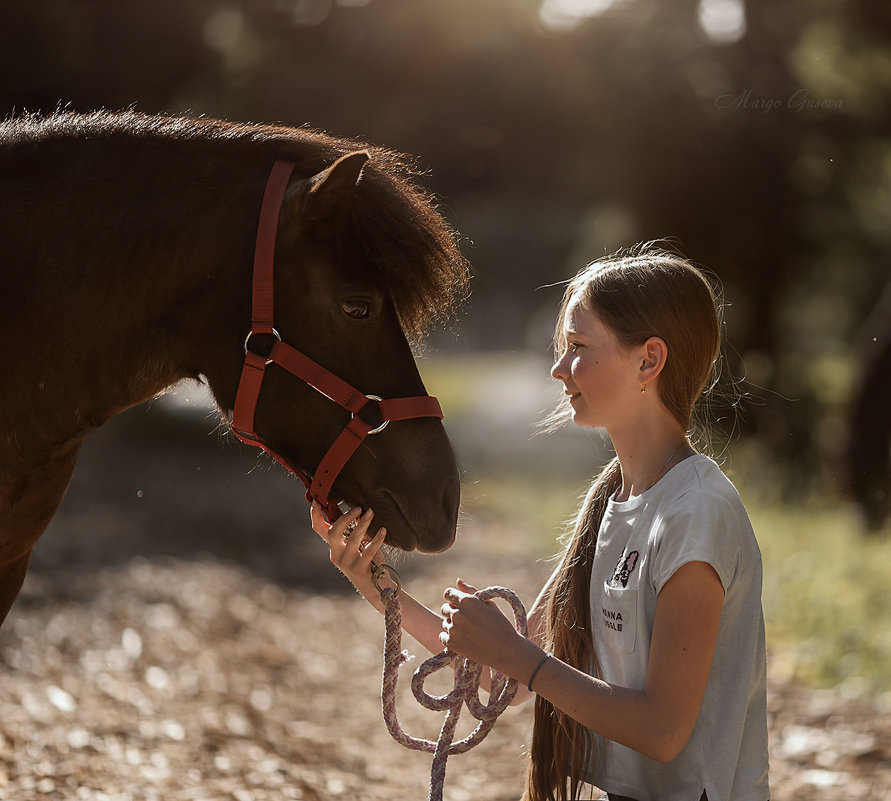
[640,384,647,394]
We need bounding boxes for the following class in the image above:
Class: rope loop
[378,576,528,801]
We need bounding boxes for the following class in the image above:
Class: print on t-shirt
[609,549,639,588]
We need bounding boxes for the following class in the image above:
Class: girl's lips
[566,391,581,401]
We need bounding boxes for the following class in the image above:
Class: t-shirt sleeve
[649,491,741,594]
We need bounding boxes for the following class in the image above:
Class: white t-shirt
[586,455,769,801]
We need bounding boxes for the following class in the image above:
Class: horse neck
[1,147,262,462]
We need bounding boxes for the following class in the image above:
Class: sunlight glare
[539,0,618,33]
[698,0,747,44]
[291,0,333,27]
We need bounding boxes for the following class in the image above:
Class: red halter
[231,160,445,523]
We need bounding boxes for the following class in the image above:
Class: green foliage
[754,500,891,696]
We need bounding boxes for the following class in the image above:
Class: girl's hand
[440,578,529,676]
[310,500,387,594]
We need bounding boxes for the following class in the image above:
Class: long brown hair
[524,243,722,801]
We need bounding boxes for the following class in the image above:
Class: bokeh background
[5,0,889,515]
[2,2,891,798]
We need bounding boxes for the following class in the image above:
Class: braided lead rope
[378,580,528,801]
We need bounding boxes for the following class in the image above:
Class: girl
[311,244,769,801]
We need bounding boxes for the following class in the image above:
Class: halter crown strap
[231,159,444,522]
[251,160,295,332]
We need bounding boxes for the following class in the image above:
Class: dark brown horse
[0,110,470,626]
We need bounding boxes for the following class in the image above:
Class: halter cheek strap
[230,160,444,523]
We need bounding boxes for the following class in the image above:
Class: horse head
[222,151,464,554]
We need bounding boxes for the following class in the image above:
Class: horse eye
[342,300,370,319]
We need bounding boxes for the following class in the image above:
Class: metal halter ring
[243,328,282,365]
[371,561,401,594]
[354,394,389,435]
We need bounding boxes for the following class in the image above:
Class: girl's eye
[342,300,370,319]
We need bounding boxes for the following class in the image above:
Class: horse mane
[1,109,471,345]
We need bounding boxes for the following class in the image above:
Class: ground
[1,392,890,801]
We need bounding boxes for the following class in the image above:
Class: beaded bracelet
[527,651,552,692]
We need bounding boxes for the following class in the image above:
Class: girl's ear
[638,336,668,388]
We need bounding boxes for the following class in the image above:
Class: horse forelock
[344,158,471,345]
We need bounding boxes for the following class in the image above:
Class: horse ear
[298,150,370,221]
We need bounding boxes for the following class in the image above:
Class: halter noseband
[231,159,444,523]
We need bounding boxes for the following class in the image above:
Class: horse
[0,109,470,627]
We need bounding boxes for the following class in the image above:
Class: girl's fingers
[443,586,474,606]
[341,507,373,549]
[309,502,392,594]
[312,503,365,542]
[360,526,387,561]
[310,499,359,536]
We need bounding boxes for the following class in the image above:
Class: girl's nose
[551,351,568,381]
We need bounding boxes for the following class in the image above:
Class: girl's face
[551,295,641,431]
